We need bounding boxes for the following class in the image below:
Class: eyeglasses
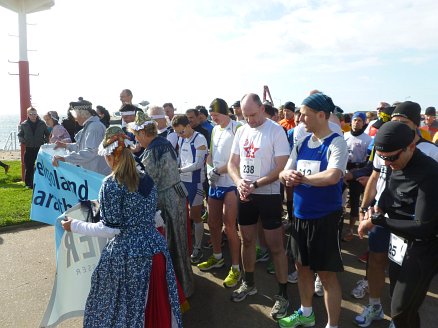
[377,148,405,162]
[28,113,38,116]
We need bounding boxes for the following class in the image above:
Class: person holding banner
[130,110,195,298]
[61,126,182,328]
[52,99,111,176]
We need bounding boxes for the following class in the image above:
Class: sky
[0,0,437,117]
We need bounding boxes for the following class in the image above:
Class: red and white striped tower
[0,0,54,178]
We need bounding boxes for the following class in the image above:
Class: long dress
[83,175,182,328]
[141,136,195,298]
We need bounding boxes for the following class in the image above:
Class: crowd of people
[15,88,438,327]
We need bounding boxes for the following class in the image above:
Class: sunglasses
[377,148,405,162]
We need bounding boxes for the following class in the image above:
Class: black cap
[209,98,229,115]
[425,106,436,116]
[392,101,421,126]
[283,101,295,111]
[120,104,142,114]
[232,100,240,108]
[374,121,415,152]
[196,105,209,117]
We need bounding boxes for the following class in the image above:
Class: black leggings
[388,239,438,328]
[348,180,364,218]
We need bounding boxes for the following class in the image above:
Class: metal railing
[3,131,18,150]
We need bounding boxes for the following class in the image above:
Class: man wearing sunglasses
[18,107,50,188]
[356,101,438,327]
[358,121,438,328]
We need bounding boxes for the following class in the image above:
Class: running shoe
[278,309,316,328]
[256,246,270,262]
[314,275,324,297]
[223,267,241,288]
[231,281,257,302]
[190,248,203,264]
[197,255,224,271]
[287,271,298,284]
[266,261,275,274]
[358,251,369,264]
[270,295,289,320]
[354,304,384,327]
[351,278,369,299]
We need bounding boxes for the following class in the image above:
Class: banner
[40,204,108,327]
[30,145,105,225]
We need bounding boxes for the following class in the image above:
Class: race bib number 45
[388,233,408,266]
[296,160,321,176]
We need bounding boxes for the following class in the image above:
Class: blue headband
[301,93,336,113]
[352,112,366,122]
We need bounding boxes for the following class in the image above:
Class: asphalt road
[1,221,437,327]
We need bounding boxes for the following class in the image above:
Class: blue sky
[0,0,437,117]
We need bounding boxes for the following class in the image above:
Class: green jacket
[18,118,49,147]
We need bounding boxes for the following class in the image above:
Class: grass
[0,160,33,227]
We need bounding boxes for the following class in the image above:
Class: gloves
[207,168,220,186]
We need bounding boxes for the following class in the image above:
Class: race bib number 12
[296,160,321,176]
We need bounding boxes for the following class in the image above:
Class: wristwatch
[253,180,259,189]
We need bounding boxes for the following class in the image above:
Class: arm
[17,124,25,144]
[64,128,102,165]
[62,218,120,239]
[180,146,207,173]
[301,168,342,186]
[374,177,438,239]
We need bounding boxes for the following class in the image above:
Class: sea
[0,115,21,150]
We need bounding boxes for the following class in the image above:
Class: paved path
[1,222,437,327]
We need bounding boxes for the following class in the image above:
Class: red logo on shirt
[243,140,259,158]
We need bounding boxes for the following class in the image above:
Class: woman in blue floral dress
[62,126,182,328]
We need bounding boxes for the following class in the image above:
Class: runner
[279,92,348,328]
[197,98,242,289]
[172,115,208,264]
[228,93,290,320]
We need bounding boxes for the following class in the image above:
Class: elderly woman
[52,99,111,176]
[130,110,194,298]
[62,126,182,327]
[43,111,71,143]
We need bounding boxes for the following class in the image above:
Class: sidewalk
[0,222,437,327]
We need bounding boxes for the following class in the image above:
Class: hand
[283,170,303,187]
[52,155,65,167]
[237,179,253,200]
[54,141,66,150]
[358,218,373,239]
[61,217,73,232]
[207,168,220,185]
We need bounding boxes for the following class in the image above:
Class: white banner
[40,204,107,327]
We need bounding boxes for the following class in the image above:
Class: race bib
[388,233,408,266]
[296,160,321,176]
[240,158,261,180]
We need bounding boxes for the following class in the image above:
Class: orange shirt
[279,118,295,131]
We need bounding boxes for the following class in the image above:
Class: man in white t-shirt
[197,98,242,289]
[228,93,290,320]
